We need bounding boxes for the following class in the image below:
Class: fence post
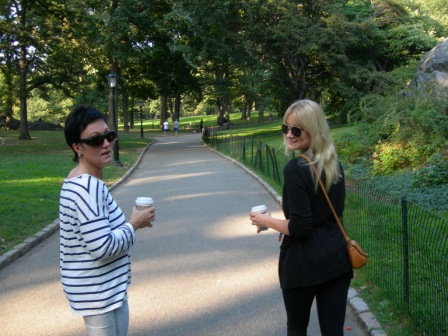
[251,138,254,165]
[270,148,280,184]
[266,145,271,178]
[401,197,409,309]
[243,138,246,163]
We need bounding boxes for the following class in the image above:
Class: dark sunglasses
[78,130,118,147]
[281,124,302,137]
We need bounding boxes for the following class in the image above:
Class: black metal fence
[203,130,288,185]
[203,130,448,336]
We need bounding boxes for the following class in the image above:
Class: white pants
[83,300,129,336]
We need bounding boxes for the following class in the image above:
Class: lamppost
[107,73,121,165]
[138,100,144,138]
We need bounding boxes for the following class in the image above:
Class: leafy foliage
[412,151,448,187]
[1,0,447,178]
[371,141,420,175]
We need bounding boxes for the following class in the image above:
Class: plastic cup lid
[251,205,267,212]
[136,197,154,205]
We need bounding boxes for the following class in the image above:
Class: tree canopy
[0,0,447,135]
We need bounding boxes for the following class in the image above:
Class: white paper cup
[135,197,154,210]
[251,205,268,231]
[251,205,268,213]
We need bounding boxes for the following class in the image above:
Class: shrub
[411,151,448,187]
[371,141,420,175]
[335,127,375,164]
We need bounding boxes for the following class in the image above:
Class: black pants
[282,273,352,336]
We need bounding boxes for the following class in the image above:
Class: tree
[242,0,348,112]
[0,1,17,119]
[1,0,447,130]
[1,0,112,139]
[102,0,198,126]
[167,0,250,120]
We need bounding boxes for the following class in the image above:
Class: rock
[28,121,63,130]
[0,115,20,130]
[410,38,448,97]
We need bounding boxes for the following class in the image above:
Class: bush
[411,151,448,187]
[371,141,420,175]
[335,127,374,164]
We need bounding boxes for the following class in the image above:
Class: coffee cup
[251,205,268,232]
[135,197,154,210]
[136,197,154,227]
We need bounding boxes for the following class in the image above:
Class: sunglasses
[78,130,118,147]
[281,124,302,137]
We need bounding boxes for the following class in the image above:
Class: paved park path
[0,133,368,336]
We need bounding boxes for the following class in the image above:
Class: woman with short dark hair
[59,105,155,336]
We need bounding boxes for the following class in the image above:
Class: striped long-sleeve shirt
[59,174,136,316]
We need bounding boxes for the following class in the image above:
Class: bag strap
[299,155,350,242]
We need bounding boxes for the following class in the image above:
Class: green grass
[0,129,153,254]
[157,111,272,130]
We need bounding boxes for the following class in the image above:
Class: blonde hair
[283,99,341,191]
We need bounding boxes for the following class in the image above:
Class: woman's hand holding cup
[250,205,269,233]
[130,197,155,230]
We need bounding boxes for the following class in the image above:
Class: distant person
[59,105,155,336]
[249,99,352,336]
[223,115,230,129]
[163,119,169,136]
[199,118,204,133]
[173,119,179,136]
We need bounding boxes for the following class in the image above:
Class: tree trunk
[18,5,31,140]
[168,97,174,121]
[4,50,15,118]
[160,95,168,127]
[216,98,224,121]
[122,89,129,132]
[241,106,247,120]
[174,93,181,121]
[258,104,265,124]
[19,35,31,140]
[130,105,135,128]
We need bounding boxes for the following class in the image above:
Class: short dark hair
[64,105,108,162]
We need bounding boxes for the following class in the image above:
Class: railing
[203,130,448,336]
[203,129,287,186]
[345,179,448,336]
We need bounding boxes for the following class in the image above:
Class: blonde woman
[250,100,352,336]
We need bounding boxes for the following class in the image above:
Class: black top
[279,156,353,289]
